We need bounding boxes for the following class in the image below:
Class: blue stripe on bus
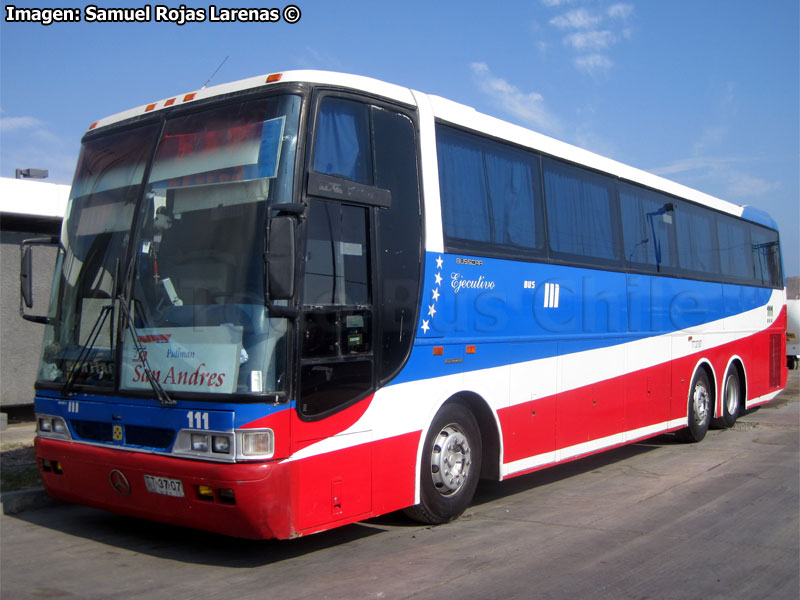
[35,390,291,439]
[390,252,772,385]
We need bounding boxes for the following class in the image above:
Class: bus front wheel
[405,402,482,524]
[678,369,713,443]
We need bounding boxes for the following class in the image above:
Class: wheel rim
[725,375,739,416]
[430,424,472,496]
[692,380,710,425]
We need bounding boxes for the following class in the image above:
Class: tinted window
[303,200,370,306]
[675,201,719,275]
[717,214,754,280]
[372,108,422,382]
[750,225,782,287]
[619,183,677,271]
[542,158,620,263]
[437,125,544,253]
[312,98,373,185]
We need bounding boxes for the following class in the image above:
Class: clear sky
[2,0,798,275]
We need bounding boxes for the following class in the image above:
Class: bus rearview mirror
[267,216,296,301]
[20,245,33,309]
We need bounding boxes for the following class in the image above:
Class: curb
[1,488,60,515]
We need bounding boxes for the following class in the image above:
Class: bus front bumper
[34,437,294,540]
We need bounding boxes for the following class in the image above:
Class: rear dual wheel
[720,367,742,428]
[677,369,713,442]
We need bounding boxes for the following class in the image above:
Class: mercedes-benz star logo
[109,469,131,496]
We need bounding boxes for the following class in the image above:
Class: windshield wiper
[116,294,176,407]
[61,303,114,396]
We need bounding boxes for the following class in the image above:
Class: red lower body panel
[498,321,787,470]
[35,430,421,540]
[36,437,293,539]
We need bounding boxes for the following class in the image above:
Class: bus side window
[750,225,782,288]
[542,158,621,265]
[303,201,370,307]
[618,182,677,271]
[674,200,721,275]
[371,107,422,383]
[717,213,755,281]
[312,98,373,185]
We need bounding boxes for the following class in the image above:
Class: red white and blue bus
[23,71,787,539]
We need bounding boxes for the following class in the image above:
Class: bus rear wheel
[720,367,742,428]
[405,402,482,524]
[677,369,712,443]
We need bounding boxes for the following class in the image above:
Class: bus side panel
[497,314,784,478]
[499,396,557,464]
[291,439,373,533]
[556,341,625,449]
[624,346,671,432]
[370,431,421,515]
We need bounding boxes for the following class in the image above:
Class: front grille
[125,425,175,449]
[69,420,174,449]
[71,420,113,443]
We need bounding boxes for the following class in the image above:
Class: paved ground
[1,372,797,600]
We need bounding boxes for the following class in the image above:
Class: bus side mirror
[21,245,34,309]
[20,236,59,324]
[266,215,296,301]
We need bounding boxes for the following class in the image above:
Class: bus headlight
[173,430,233,461]
[212,435,230,454]
[36,414,71,440]
[191,433,209,452]
[237,429,274,459]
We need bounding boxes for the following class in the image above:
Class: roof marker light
[266,73,283,83]
[145,103,157,112]
[164,98,176,106]
[183,92,197,102]
[89,122,98,130]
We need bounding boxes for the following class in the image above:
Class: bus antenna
[201,56,229,89]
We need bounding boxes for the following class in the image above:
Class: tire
[404,402,482,524]
[677,369,713,443]
[720,367,741,428]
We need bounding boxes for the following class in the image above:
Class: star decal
[421,255,444,335]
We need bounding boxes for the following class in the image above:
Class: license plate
[143,475,185,498]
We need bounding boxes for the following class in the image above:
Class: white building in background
[1,177,69,410]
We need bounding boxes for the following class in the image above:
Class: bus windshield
[38,93,301,397]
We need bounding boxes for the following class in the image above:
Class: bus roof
[86,70,417,132]
[87,69,770,227]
